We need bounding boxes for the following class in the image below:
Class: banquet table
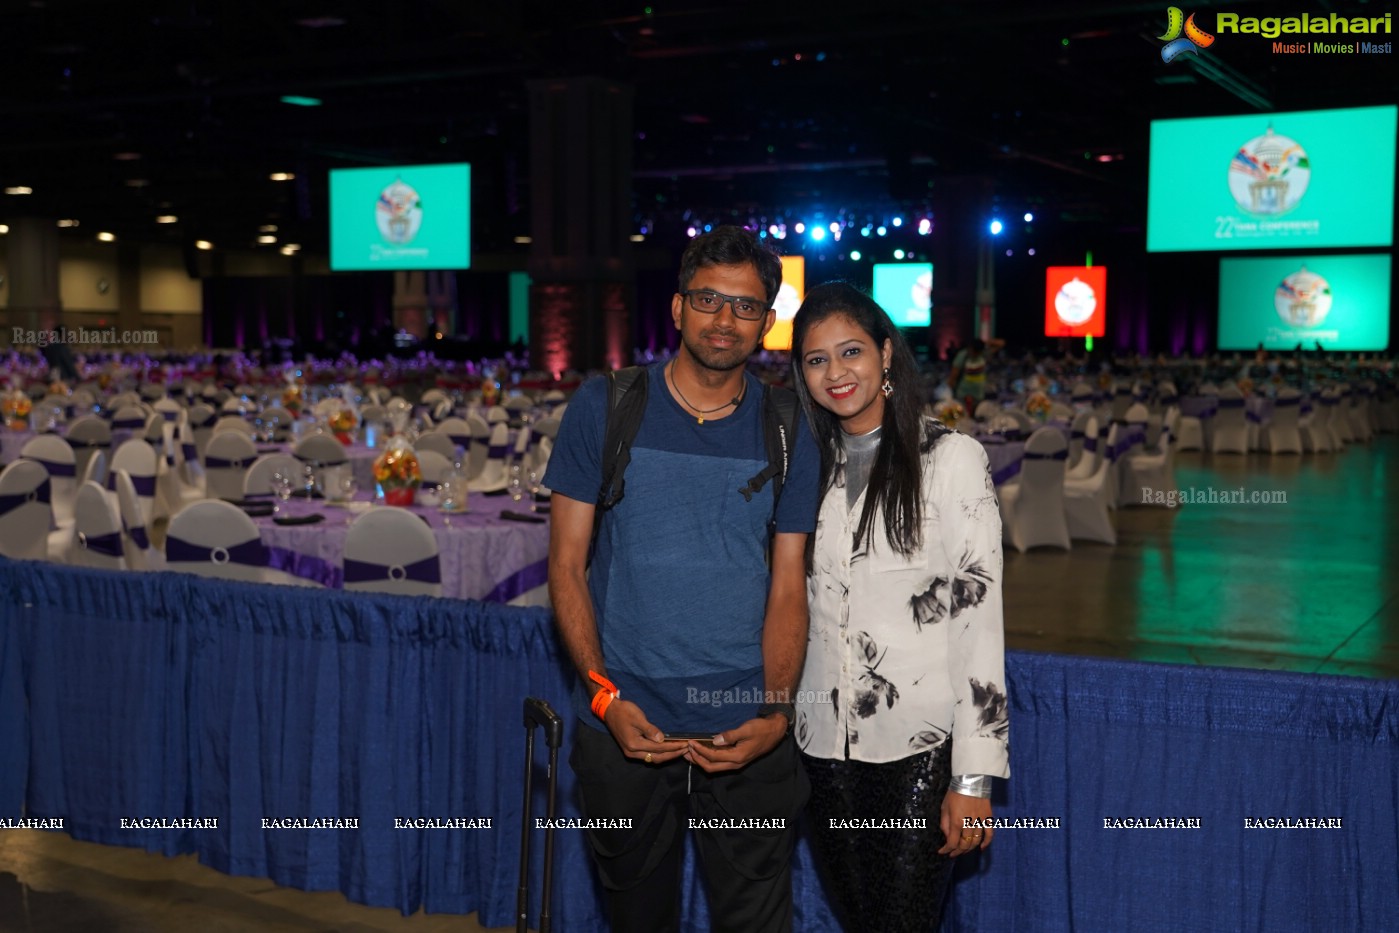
[252,491,549,603]
[977,424,1143,486]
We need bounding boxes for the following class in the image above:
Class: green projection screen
[1217,254,1391,351]
[329,163,471,270]
[872,263,933,327]
[1147,106,1396,252]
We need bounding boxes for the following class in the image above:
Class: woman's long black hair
[791,282,933,557]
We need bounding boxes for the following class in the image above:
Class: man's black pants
[570,722,809,933]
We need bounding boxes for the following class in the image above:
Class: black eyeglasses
[680,289,771,321]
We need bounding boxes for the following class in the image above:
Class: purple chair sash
[161,410,180,422]
[123,516,151,551]
[487,444,510,459]
[67,438,110,450]
[112,417,146,430]
[107,473,158,497]
[1023,450,1069,461]
[1218,398,1246,409]
[293,454,346,467]
[78,530,124,558]
[447,434,473,449]
[191,413,217,428]
[206,456,257,469]
[1275,397,1302,407]
[0,478,51,517]
[1083,437,1099,452]
[26,458,76,478]
[181,443,199,462]
[165,535,268,567]
[343,554,441,585]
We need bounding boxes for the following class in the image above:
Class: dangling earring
[881,367,894,398]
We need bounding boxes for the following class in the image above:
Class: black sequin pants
[802,742,955,933]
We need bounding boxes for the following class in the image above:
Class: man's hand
[683,714,787,773]
[602,699,688,764]
[938,791,994,857]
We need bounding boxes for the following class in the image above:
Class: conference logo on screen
[376,179,423,245]
[1054,278,1097,326]
[1229,127,1310,217]
[1158,7,1215,62]
[1274,267,1332,328]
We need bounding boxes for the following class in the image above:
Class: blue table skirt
[2,558,1397,932]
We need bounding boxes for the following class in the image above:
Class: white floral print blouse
[796,421,1010,777]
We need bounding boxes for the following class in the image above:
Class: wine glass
[337,473,358,503]
[302,464,317,499]
[508,462,524,505]
[527,468,543,512]
[270,471,293,512]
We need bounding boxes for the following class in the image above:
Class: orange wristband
[588,671,619,721]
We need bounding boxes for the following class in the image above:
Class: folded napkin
[257,446,282,454]
[273,513,325,526]
[482,488,508,497]
[241,502,276,517]
[289,488,324,500]
[533,505,551,515]
[499,510,546,524]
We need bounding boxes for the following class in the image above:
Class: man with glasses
[545,225,819,932]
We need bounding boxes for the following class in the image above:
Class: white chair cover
[343,506,442,597]
[69,480,127,570]
[415,449,452,485]
[244,454,304,498]
[997,427,1070,553]
[213,414,255,437]
[20,434,77,527]
[1064,420,1117,545]
[0,460,53,560]
[165,500,272,583]
[414,432,457,460]
[1266,389,1304,455]
[109,439,160,526]
[1211,387,1250,455]
[112,469,158,570]
[204,432,259,502]
[66,414,113,482]
[468,423,511,492]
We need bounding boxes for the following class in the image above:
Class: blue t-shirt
[544,362,819,733]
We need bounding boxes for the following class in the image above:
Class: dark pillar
[527,77,634,375]
[6,217,61,339]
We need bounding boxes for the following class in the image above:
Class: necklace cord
[667,362,745,417]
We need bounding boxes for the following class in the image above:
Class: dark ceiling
[3,0,1395,258]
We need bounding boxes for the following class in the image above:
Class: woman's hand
[938,790,993,857]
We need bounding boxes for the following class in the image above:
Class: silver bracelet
[950,774,992,798]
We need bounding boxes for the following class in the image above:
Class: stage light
[894,249,905,260]
[56,219,79,228]
[1023,212,1034,222]
[703,224,712,232]
[892,217,903,227]
[156,215,178,224]
[513,236,532,244]
[0,225,8,234]
[828,222,840,233]
[989,219,1004,235]
[917,218,931,235]
[850,250,862,261]
[629,234,646,242]
[769,224,780,236]
[269,172,296,181]
[280,95,321,107]
[861,226,871,237]
[5,186,33,195]
[195,240,213,251]
[810,227,826,242]
[260,224,279,233]
[794,222,806,234]
[96,232,115,242]
[1006,249,1013,256]
[257,235,277,244]
[1028,248,1036,256]
[876,226,887,237]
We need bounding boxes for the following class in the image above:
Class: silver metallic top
[843,424,882,512]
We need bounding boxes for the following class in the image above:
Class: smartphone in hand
[664,731,717,745]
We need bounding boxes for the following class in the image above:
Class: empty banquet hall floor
[1003,435,1399,679]
[2,439,1395,933]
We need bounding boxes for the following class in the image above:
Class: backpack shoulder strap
[738,383,801,523]
[591,366,649,553]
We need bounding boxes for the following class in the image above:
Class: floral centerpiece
[932,398,966,430]
[373,438,422,506]
[1237,377,1255,397]
[327,405,359,445]
[1025,391,1052,421]
[280,383,304,417]
[480,373,501,407]
[2,391,32,431]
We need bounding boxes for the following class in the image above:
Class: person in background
[544,225,820,933]
[948,336,1004,416]
[791,282,1009,932]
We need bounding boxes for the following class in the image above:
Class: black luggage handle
[518,697,563,933]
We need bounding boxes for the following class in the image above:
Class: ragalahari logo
[1159,7,1216,62]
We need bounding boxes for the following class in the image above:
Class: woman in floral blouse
[790,283,1010,931]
